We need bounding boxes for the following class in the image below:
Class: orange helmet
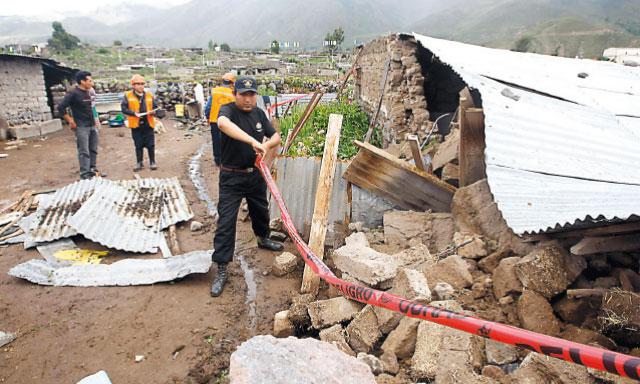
[222,72,236,83]
[130,74,145,85]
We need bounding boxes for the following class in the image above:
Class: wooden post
[406,134,427,172]
[301,114,343,295]
[458,103,486,186]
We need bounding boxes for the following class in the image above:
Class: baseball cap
[235,76,258,94]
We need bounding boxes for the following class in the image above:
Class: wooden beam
[406,134,427,172]
[548,221,640,238]
[458,106,486,187]
[431,129,459,171]
[364,59,391,143]
[343,140,456,212]
[570,233,640,255]
[301,114,343,295]
[283,91,323,154]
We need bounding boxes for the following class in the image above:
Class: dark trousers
[210,123,221,165]
[131,124,155,164]
[212,170,270,264]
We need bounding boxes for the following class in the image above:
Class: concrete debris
[0,331,16,347]
[510,352,595,384]
[273,310,295,338]
[454,232,488,259]
[348,221,365,232]
[383,210,430,247]
[422,254,473,290]
[478,247,513,274]
[344,231,370,247]
[287,294,314,328]
[380,350,400,375]
[381,316,421,359]
[492,257,523,299]
[9,250,212,286]
[308,297,364,329]
[392,243,435,269]
[434,282,455,300]
[189,220,203,231]
[517,290,561,336]
[332,242,399,286]
[514,244,586,299]
[319,324,355,356]
[357,352,384,375]
[429,213,455,253]
[485,339,518,365]
[346,305,382,353]
[374,268,431,334]
[272,251,298,277]
[76,371,112,384]
[229,335,376,384]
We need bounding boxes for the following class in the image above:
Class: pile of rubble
[268,179,639,383]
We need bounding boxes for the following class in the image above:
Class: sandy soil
[0,120,300,383]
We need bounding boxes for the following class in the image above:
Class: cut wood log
[570,233,640,255]
[301,114,343,295]
[343,140,456,212]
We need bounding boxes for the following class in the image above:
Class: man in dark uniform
[210,76,284,297]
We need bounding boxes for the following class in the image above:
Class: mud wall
[0,59,51,126]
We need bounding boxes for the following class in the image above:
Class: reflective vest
[209,86,235,123]
[126,90,155,129]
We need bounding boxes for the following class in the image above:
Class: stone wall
[356,34,429,147]
[0,59,52,126]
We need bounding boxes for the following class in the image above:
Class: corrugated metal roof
[68,181,164,253]
[413,33,640,234]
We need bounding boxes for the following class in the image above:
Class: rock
[451,179,534,256]
[492,257,523,299]
[190,220,203,231]
[593,276,618,289]
[375,373,406,384]
[392,243,436,269]
[454,232,488,259]
[509,352,595,384]
[348,221,364,232]
[485,339,518,365]
[383,210,430,247]
[587,367,639,384]
[308,297,364,329]
[272,252,298,277]
[273,310,294,338]
[434,282,455,300]
[517,290,561,336]
[0,331,15,347]
[319,324,355,356]
[358,353,384,375]
[478,247,513,274]
[429,213,455,253]
[287,294,314,327]
[269,231,287,242]
[481,365,508,381]
[374,268,432,334]
[560,324,617,350]
[345,232,370,247]
[346,305,382,353]
[381,316,421,359]
[514,244,586,299]
[422,255,473,290]
[332,244,399,286]
[552,295,597,326]
[229,335,376,383]
[380,350,400,375]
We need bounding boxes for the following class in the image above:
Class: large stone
[451,179,533,256]
[429,213,455,253]
[517,290,561,336]
[332,244,399,286]
[434,282,455,300]
[422,255,473,290]
[485,339,518,365]
[552,295,597,326]
[380,350,400,375]
[383,210,430,247]
[346,305,382,353]
[509,352,595,384]
[319,324,355,356]
[374,268,432,334]
[492,257,523,299]
[229,335,376,383]
[272,252,298,277]
[560,324,617,350]
[357,353,384,375]
[273,310,294,338]
[308,297,364,329]
[515,244,586,299]
[287,294,314,327]
[454,232,489,259]
[478,247,513,274]
[392,243,436,269]
[345,232,370,247]
[381,316,421,359]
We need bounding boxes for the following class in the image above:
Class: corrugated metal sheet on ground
[68,181,164,253]
[28,179,104,243]
[119,177,193,229]
[413,33,640,234]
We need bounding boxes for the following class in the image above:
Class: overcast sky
[2,0,190,18]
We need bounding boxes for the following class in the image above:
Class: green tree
[220,43,230,52]
[324,27,345,54]
[512,36,533,53]
[47,21,81,52]
[208,39,214,51]
[113,40,123,46]
[270,40,280,54]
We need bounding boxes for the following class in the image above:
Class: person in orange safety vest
[204,72,236,166]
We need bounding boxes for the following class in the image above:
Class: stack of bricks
[0,59,52,126]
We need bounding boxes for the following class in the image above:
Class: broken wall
[355,34,430,146]
[0,59,52,126]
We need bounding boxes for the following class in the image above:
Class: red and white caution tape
[256,156,640,380]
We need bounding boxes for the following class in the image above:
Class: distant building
[603,47,640,66]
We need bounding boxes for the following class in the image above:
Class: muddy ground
[0,121,301,383]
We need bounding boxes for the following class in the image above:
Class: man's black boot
[210,263,228,297]
[257,236,284,252]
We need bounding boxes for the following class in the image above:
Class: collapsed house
[0,54,77,139]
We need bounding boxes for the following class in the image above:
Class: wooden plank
[343,140,456,212]
[167,225,181,255]
[406,134,427,172]
[570,233,640,255]
[431,129,459,171]
[459,106,486,187]
[301,114,343,295]
[548,221,640,238]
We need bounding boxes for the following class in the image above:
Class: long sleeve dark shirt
[57,87,95,127]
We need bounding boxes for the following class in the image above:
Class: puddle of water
[189,143,258,334]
